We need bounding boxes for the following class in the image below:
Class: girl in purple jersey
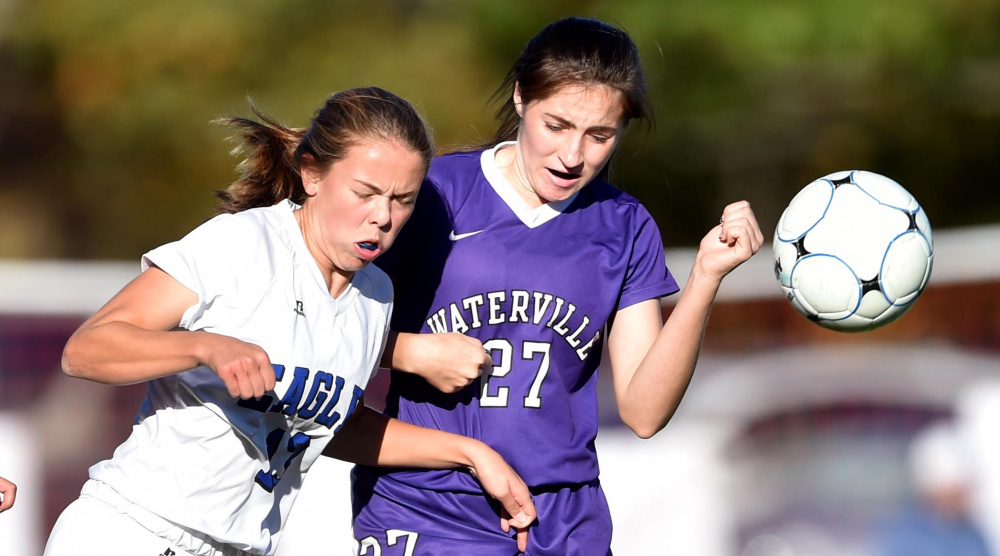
[352,17,763,555]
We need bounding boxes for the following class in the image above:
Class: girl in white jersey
[43,87,535,556]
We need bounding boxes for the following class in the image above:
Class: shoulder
[425,151,486,193]
[144,202,294,284]
[185,202,290,249]
[411,150,489,218]
[577,178,657,227]
[428,150,484,177]
[584,178,643,208]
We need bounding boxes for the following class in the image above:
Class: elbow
[61,335,90,379]
[620,412,670,440]
[628,422,664,440]
[61,346,82,378]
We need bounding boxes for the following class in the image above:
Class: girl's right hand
[199,333,276,399]
[390,332,493,393]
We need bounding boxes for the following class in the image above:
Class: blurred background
[1,0,999,554]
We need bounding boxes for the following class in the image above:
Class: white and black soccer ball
[773,170,933,332]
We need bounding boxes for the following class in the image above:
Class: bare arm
[62,266,275,399]
[381,331,492,393]
[324,406,536,550]
[609,201,763,438]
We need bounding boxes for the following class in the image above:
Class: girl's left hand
[0,476,16,512]
[466,445,536,552]
[693,200,764,283]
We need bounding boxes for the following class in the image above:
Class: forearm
[327,407,536,542]
[380,330,406,371]
[615,201,762,437]
[617,273,720,438]
[62,321,207,385]
[377,330,490,393]
[381,331,422,374]
[324,406,487,470]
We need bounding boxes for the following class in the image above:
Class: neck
[494,143,544,209]
[294,205,353,298]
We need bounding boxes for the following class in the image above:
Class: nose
[559,134,585,172]
[370,196,391,229]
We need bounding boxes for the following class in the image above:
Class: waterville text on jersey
[425,290,600,361]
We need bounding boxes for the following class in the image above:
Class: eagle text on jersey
[237,364,364,432]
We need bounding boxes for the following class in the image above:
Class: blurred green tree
[0,0,997,259]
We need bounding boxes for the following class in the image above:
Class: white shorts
[44,496,196,556]
[44,481,244,556]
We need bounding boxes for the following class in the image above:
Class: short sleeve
[142,212,269,330]
[617,204,679,310]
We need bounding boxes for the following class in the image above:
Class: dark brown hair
[215,87,434,214]
[487,17,651,181]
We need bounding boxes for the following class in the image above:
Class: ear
[513,82,524,118]
[299,156,322,196]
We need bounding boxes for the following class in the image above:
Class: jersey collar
[480,142,578,229]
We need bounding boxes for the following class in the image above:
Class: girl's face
[506,84,625,208]
[299,140,423,295]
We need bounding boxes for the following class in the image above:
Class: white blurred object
[600,424,734,556]
[0,260,136,316]
[957,380,1000,556]
[0,413,41,556]
[909,421,973,495]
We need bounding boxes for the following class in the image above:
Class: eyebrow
[355,180,384,194]
[355,179,416,199]
[545,114,620,135]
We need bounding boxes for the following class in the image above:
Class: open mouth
[358,242,378,252]
[548,168,582,181]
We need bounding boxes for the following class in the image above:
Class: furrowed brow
[544,113,618,135]
[588,125,619,135]
[545,114,575,128]
[354,180,384,194]
[356,179,415,201]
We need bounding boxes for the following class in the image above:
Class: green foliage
[0,0,998,258]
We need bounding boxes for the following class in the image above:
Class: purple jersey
[366,145,678,492]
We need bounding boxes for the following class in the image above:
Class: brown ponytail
[214,104,307,214]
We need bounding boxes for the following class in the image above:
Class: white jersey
[87,199,392,555]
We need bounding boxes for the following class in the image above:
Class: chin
[544,188,576,203]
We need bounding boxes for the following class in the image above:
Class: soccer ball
[773,170,933,332]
